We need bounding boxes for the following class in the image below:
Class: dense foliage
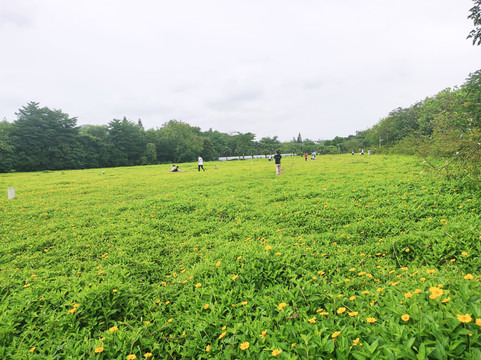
[1,155,480,359]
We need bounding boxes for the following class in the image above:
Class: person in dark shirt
[274,151,282,175]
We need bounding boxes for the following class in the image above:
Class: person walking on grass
[198,155,205,172]
[274,151,282,175]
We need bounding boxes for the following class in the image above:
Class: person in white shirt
[198,156,205,172]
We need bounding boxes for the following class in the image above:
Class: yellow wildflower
[348,311,358,317]
[219,331,227,339]
[464,274,474,280]
[206,345,211,352]
[366,317,377,323]
[457,314,472,323]
[109,326,118,332]
[195,283,202,288]
[126,355,136,360]
[260,330,267,339]
[308,317,316,323]
[144,353,152,358]
[272,349,282,356]
[95,346,104,353]
[277,302,288,311]
[337,307,346,314]
[404,292,413,298]
[203,304,209,310]
[332,331,341,338]
[239,342,250,350]
[401,314,410,322]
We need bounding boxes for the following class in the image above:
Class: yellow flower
[216,261,221,266]
[348,311,358,317]
[308,317,316,323]
[67,308,77,314]
[221,325,227,330]
[219,331,227,339]
[401,314,410,322]
[457,314,473,323]
[168,318,173,323]
[112,289,118,293]
[73,303,80,308]
[428,287,443,299]
[404,292,413,298]
[144,353,152,358]
[332,331,341,338]
[277,302,288,311]
[203,304,209,309]
[24,283,30,288]
[292,343,296,348]
[206,345,211,352]
[95,346,104,353]
[464,274,474,280]
[414,289,422,294]
[272,349,282,356]
[241,301,248,306]
[353,338,360,346]
[195,283,202,288]
[275,252,282,256]
[476,319,481,326]
[462,252,468,256]
[319,311,329,316]
[337,307,346,314]
[232,274,238,280]
[349,296,356,301]
[265,245,272,250]
[126,355,137,360]
[426,269,435,274]
[441,297,451,303]
[260,330,267,338]
[109,326,118,332]
[29,347,36,352]
[401,267,408,271]
[366,317,377,323]
[239,342,250,350]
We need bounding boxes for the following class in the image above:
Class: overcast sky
[1,0,480,141]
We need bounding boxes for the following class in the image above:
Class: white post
[8,187,15,200]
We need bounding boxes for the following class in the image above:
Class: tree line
[0,102,324,173]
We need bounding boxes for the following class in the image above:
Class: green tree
[468,0,481,45]
[0,120,15,172]
[12,102,82,171]
[157,120,204,163]
[107,117,146,166]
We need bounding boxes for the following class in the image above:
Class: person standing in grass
[274,151,282,175]
[198,155,205,172]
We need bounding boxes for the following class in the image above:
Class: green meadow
[1,155,480,359]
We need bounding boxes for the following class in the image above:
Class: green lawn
[1,154,480,359]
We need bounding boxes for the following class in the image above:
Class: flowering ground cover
[1,154,480,359]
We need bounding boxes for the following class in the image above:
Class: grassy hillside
[1,155,480,359]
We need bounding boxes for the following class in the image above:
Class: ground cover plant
[1,154,480,359]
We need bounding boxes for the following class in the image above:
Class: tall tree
[107,117,146,166]
[12,102,82,171]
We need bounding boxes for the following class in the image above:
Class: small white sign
[8,187,15,200]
